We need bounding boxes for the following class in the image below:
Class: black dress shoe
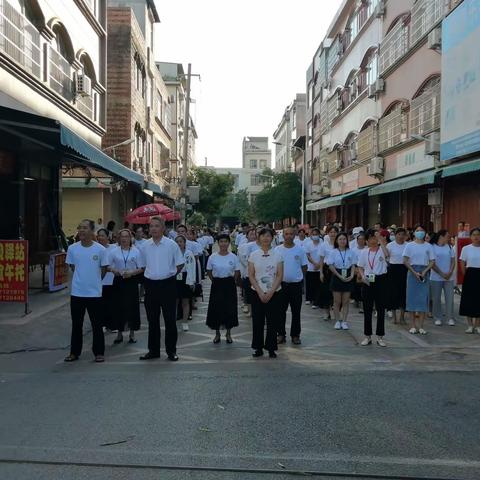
[113,337,123,344]
[167,354,179,362]
[269,351,277,358]
[252,349,264,358]
[139,352,160,360]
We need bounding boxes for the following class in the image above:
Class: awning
[145,181,162,195]
[441,158,480,178]
[0,106,144,186]
[368,170,437,196]
[306,195,343,211]
[342,186,369,200]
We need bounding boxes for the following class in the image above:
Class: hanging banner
[48,252,68,292]
[0,240,28,303]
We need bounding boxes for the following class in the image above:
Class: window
[340,134,357,168]
[249,159,258,169]
[308,82,314,107]
[250,174,262,186]
[410,76,441,135]
[259,159,267,169]
[379,104,408,152]
[366,52,378,86]
[379,16,410,73]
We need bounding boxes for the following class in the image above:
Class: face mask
[311,235,320,241]
[415,231,426,240]
[389,234,395,242]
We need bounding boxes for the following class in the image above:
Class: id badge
[341,268,348,278]
[368,274,376,283]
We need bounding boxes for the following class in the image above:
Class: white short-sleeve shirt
[141,236,184,280]
[248,248,283,293]
[357,247,388,276]
[431,244,455,281]
[66,241,109,297]
[387,241,407,265]
[305,241,324,272]
[460,244,480,268]
[207,252,240,278]
[109,245,146,272]
[134,238,148,251]
[102,245,115,286]
[403,242,435,266]
[275,244,308,282]
[326,248,357,269]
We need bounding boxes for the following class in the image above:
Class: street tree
[219,189,253,223]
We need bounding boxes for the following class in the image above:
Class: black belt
[282,280,303,285]
[144,275,175,283]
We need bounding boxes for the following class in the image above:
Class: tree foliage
[254,171,301,223]
[219,189,253,223]
[186,211,206,226]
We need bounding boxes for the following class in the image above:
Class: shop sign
[0,240,28,303]
[48,252,68,292]
[394,145,434,179]
[331,178,342,196]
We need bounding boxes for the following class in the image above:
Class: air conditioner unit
[428,27,442,50]
[428,187,442,206]
[425,132,440,155]
[375,0,386,18]
[368,84,377,99]
[367,156,384,177]
[375,78,385,94]
[75,73,92,97]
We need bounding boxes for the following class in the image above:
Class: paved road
[0,282,479,480]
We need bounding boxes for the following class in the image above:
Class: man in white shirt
[134,226,148,250]
[276,226,308,344]
[140,216,184,361]
[64,219,109,363]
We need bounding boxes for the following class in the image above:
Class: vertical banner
[0,240,29,303]
[48,252,68,292]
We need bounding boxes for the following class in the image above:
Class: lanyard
[121,248,131,269]
[367,248,379,271]
[339,249,347,267]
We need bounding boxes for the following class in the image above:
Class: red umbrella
[125,203,171,224]
[164,210,180,222]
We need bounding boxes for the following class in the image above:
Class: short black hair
[241,222,249,228]
[470,227,480,236]
[311,227,321,235]
[365,228,377,241]
[258,227,274,239]
[395,227,406,235]
[413,223,426,231]
[216,233,231,243]
[327,225,339,234]
[176,224,187,231]
[81,219,95,230]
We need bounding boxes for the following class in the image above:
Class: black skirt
[176,272,194,299]
[305,271,320,302]
[206,277,239,330]
[113,276,141,332]
[460,267,480,317]
[330,267,355,293]
[386,263,407,310]
[317,265,333,308]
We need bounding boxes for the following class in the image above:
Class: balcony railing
[0,0,41,79]
[379,19,409,74]
[411,0,445,46]
[410,81,441,136]
[378,106,408,153]
[327,94,340,127]
[327,149,339,173]
[320,100,328,134]
[357,124,376,163]
[49,47,73,102]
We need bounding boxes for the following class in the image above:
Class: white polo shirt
[275,244,308,282]
[141,236,184,280]
[207,252,240,278]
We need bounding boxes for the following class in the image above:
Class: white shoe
[242,305,250,314]
[182,323,189,332]
[419,328,427,335]
[360,337,372,346]
[448,319,456,326]
[376,337,387,347]
[387,310,393,318]
[465,326,474,334]
[476,327,480,335]
[409,327,418,334]
[305,301,311,305]
[334,321,342,330]
[341,322,349,330]
[434,319,442,326]
[311,305,319,309]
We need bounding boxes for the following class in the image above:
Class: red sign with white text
[0,240,28,303]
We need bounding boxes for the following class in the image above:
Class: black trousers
[278,281,303,338]
[362,274,387,337]
[70,296,105,357]
[305,271,320,303]
[144,276,177,356]
[251,290,281,352]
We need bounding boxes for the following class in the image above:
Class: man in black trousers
[140,216,184,361]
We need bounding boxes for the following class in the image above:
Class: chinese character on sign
[0,240,28,303]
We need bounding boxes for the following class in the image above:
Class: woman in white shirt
[109,229,145,344]
[386,228,408,324]
[316,226,337,319]
[430,230,456,327]
[248,228,284,358]
[459,227,480,334]
[175,235,196,332]
[206,234,240,344]
[96,228,116,332]
[238,229,258,314]
[305,227,323,306]
[327,232,357,331]
[403,224,435,335]
[357,229,390,347]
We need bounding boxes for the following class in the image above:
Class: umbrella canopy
[164,210,181,222]
[125,203,171,224]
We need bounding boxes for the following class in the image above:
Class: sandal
[213,334,221,344]
[226,334,233,344]
[64,354,78,362]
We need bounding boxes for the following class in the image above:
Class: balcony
[379,19,409,74]
[327,149,339,173]
[410,81,441,136]
[357,124,376,163]
[410,0,445,46]
[327,94,340,127]
[0,0,41,79]
[378,106,408,153]
[49,47,73,102]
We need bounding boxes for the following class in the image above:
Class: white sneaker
[448,319,456,326]
[387,310,393,318]
[434,319,442,326]
[409,327,418,334]
[182,323,189,332]
[465,326,474,334]
[419,328,427,335]
[334,321,342,330]
[311,305,319,310]
[360,337,372,346]
[305,301,311,305]
[341,322,349,330]
[376,337,387,347]
[242,305,250,314]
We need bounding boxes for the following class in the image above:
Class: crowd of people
[63,217,480,362]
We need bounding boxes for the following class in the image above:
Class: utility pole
[181,63,192,204]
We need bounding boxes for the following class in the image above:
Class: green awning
[62,177,111,189]
[60,126,144,186]
[441,158,480,178]
[368,170,437,196]
[342,186,369,200]
[145,181,162,195]
[306,195,343,211]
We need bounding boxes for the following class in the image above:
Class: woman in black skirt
[109,229,145,344]
[206,234,240,344]
[386,227,408,324]
[317,226,338,320]
[96,228,116,331]
[459,227,480,334]
[175,235,196,332]
[327,232,356,330]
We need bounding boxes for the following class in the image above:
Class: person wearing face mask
[386,228,408,324]
[305,228,323,307]
[403,224,435,335]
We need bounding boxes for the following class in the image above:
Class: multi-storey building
[305,0,466,232]
[0,0,144,258]
[242,136,271,171]
[273,93,306,172]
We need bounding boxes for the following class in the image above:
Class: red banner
[0,240,28,303]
